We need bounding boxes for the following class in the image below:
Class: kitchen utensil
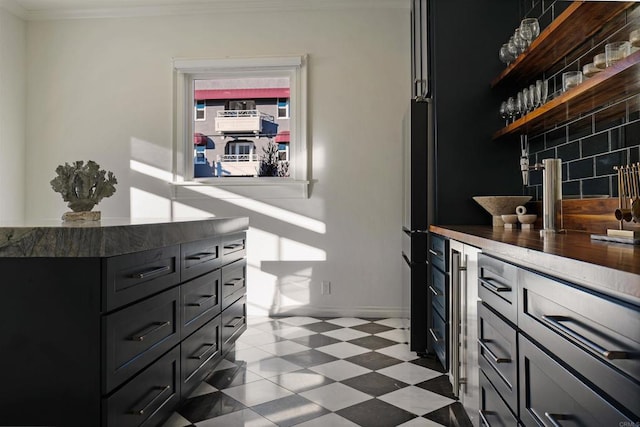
[632,163,640,222]
[605,41,631,67]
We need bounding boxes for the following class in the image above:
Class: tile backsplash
[518,1,640,200]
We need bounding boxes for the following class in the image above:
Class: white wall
[0,6,26,220]
[25,4,411,317]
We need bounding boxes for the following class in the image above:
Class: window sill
[171,178,309,199]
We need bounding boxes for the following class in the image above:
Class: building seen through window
[193,77,291,178]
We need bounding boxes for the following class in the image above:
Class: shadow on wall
[129,137,328,317]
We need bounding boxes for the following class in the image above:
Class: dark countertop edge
[0,217,249,258]
[430,225,640,306]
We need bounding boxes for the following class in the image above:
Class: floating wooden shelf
[491,1,635,88]
[493,50,640,140]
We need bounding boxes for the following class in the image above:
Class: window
[172,55,308,197]
[278,98,289,118]
[195,100,206,121]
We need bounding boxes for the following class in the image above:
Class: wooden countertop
[430,225,640,305]
[0,217,249,258]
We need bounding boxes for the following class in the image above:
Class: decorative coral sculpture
[50,160,117,214]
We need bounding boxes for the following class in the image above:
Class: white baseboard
[248,304,410,319]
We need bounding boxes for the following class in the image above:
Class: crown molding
[0,0,28,19]
[23,0,410,21]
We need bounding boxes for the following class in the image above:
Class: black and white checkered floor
[162,316,472,427]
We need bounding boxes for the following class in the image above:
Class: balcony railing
[218,154,259,162]
[216,110,275,122]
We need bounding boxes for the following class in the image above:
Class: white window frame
[171,55,309,199]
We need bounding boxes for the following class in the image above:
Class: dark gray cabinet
[478,253,639,426]
[428,234,448,369]
[0,227,248,427]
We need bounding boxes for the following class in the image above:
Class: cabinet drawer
[429,265,447,319]
[428,234,448,272]
[104,287,180,393]
[478,302,517,415]
[105,346,180,427]
[181,315,221,399]
[221,295,247,355]
[181,269,221,338]
[518,268,640,417]
[221,232,246,265]
[430,310,447,370]
[221,258,247,309]
[478,254,517,325]
[103,245,180,312]
[519,334,633,427]
[181,237,220,282]
[479,369,518,427]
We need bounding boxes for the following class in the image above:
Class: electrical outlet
[321,280,331,295]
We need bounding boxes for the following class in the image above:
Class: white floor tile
[378,386,455,416]
[325,317,369,327]
[222,379,294,407]
[273,326,317,340]
[308,360,371,381]
[293,412,360,427]
[377,362,442,384]
[277,316,321,326]
[237,331,281,346]
[320,328,369,341]
[300,382,372,411]
[257,340,311,356]
[194,408,277,427]
[376,343,419,361]
[315,341,369,359]
[234,347,275,363]
[246,357,302,378]
[374,318,410,328]
[397,417,447,427]
[375,328,410,343]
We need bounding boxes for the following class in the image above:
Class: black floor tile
[344,351,403,370]
[291,333,341,348]
[177,391,246,423]
[415,374,456,399]
[410,354,446,372]
[280,349,339,368]
[347,335,397,350]
[425,402,473,427]
[205,365,252,389]
[341,372,409,397]
[251,394,330,427]
[336,398,416,427]
[350,322,394,334]
[301,321,343,333]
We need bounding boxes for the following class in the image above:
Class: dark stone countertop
[0,217,249,258]
[430,225,640,305]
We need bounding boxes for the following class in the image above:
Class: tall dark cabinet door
[411,0,429,98]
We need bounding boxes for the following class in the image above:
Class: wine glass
[514,29,527,54]
[529,84,537,108]
[519,18,540,47]
[507,37,519,59]
[499,44,514,64]
[506,97,516,122]
[521,89,530,114]
[516,92,524,117]
[499,101,509,126]
[538,79,549,105]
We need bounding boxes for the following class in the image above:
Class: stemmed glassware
[499,101,509,125]
[499,43,515,64]
[519,18,540,48]
[537,79,548,105]
[513,29,527,54]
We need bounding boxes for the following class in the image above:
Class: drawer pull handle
[130,265,171,280]
[429,327,442,343]
[428,248,442,258]
[224,278,244,287]
[541,315,628,360]
[128,385,171,416]
[129,321,171,341]
[225,316,245,328]
[224,243,244,250]
[191,343,217,360]
[479,277,511,293]
[478,409,491,427]
[186,252,217,261]
[188,294,216,307]
[428,285,441,296]
[545,412,571,427]
[478,339,511,363]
